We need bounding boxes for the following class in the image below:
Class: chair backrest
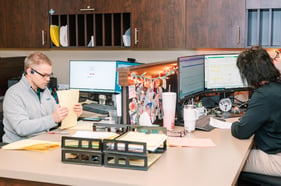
[0,119,3,143]
[239,172,281,185]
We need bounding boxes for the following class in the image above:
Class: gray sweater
[2,75,57,143]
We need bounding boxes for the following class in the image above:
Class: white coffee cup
[162,92,177,130]
[184,105,199,133]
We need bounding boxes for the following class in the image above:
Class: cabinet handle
[134,28,139,45]
[236,26,240,44]
[41,30,45,46]
[80,6,95,11]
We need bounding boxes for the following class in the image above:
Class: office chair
[0,111,3,142]
[238,172,281,186]
[0,119,4,143]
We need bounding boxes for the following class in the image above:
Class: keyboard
[82,103,114,115]
[195,115,215,131]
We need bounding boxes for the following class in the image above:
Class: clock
[219,98,232,112]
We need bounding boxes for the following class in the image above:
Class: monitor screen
[178,55,205,102]
[204,53,248,91]
[115,61,142,93]
[69,60,117,93]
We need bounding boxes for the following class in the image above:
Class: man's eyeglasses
[31,68,53,78]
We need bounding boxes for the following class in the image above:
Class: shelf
[50,13,131,48]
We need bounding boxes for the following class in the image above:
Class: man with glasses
[2,52,82,143]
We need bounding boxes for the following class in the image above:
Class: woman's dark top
[231,82,281,154]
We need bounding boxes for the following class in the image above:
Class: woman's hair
[236,46,280,88]
[24,52,52,71]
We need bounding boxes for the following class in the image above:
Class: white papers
[60,25,68,47]
[117,131,167,152]
[57,89,79,129]
[209,117,232,129]
[73,131,119,139]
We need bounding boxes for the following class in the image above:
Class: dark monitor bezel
[177,54,205,104]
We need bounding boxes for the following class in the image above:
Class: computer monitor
[69,60,117,93]
[204,53,248,92]
[177,55,205,103]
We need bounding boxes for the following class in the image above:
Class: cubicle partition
[117,61,178,125]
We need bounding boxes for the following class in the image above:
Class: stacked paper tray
[61,136,103,166]
[103,139,163,171]
[103,126,167,171]
[128,125,167,153]
[92,122,131,133]
[61,125,167,170]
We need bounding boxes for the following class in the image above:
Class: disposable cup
[162,92,177,130]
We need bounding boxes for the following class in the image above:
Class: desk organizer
[61,136,103,166]
[103,139,149,170]
[93,122,131,133]
[61,125,167,170]
[129,125,167,153]
[102,125,167,170]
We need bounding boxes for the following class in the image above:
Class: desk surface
[0,128,253,186]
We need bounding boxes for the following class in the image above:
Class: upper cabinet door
[49,0,97,14]
[132,0,186,49]
[0,0,7,48]
[6,0,49,48]
[246,0,281,47]
[186,0,246,48]
[49,0,131,14]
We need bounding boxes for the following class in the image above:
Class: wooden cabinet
[131,0,186,48]
[186,0,246,48]
[49,0,131,14]
[49,0,131,48]
[5,0,275,49]
[246,0,281,47]
[4,0,49,48]
[0,0,7,47]
[49,0,97,14]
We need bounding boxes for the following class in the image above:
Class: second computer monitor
[178,55,205,103]
[204,53,248,92]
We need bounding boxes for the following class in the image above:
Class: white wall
[0,49,244,84]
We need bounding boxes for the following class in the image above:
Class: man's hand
[73,103,83,116]
[52,105,69,123]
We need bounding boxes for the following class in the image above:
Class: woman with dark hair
[231,46,281,176]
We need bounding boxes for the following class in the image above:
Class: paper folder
[1,139,60,151]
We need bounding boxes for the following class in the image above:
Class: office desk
[0,128,253,186]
